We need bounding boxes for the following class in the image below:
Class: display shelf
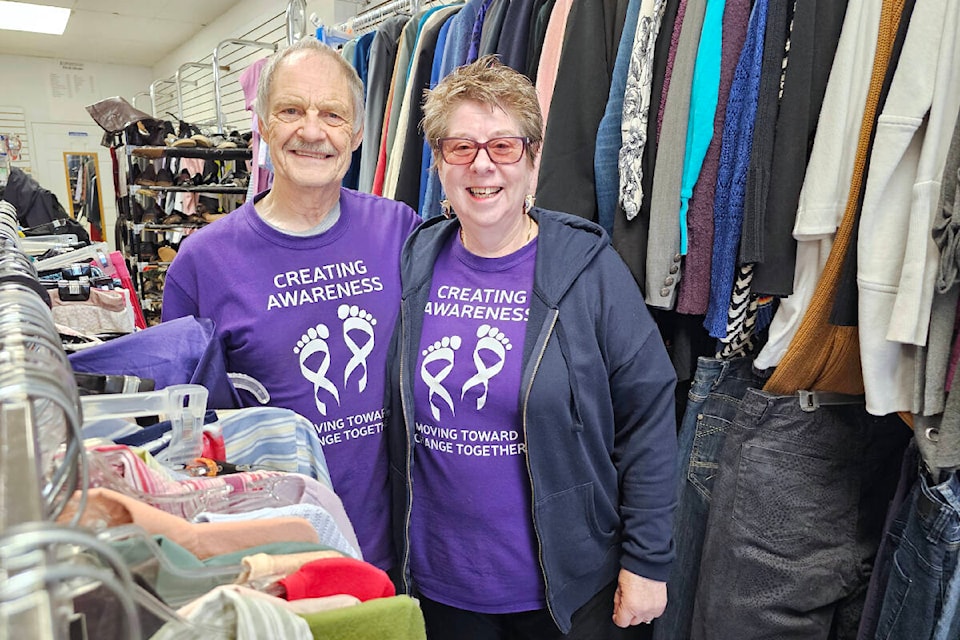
[129,183,247,195]
[130,145,252,160]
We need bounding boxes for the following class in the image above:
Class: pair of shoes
[161,212,185,225]
[168,135,197,148]
[174,169,204,187]
[221,171,249,188]
[140,204,160,225]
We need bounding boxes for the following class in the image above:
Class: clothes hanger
[34,242,111,274]
[80,384,209,467]
[81,444,303,521]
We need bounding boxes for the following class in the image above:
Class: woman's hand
[612,568,667,627]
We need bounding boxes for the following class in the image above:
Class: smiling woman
[387,55,680,640]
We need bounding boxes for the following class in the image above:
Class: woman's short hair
[422,55,543,166]
[255,38,365,134]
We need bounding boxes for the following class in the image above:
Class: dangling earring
[440,199,453,219]
[523,194,535,214]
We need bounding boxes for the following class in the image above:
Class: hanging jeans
[690,388,910,640]
[653,356,762,640]
[873,467,960,640]
[856,440,920,640]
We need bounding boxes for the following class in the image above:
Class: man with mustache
[162,38,420,573]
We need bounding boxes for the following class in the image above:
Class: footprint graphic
[339,303,377,393]
[461,324,511,410]
[294,324,341,416]
[420,335,461,421]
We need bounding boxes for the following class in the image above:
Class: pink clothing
[532,0,574,191]
[59,487,319,559]
[238,57,270,195]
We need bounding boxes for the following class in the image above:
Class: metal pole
[148,78,176,118]
[213,39,278,134]
[175,62,205,122]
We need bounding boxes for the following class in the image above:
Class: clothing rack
[336,0,422,35]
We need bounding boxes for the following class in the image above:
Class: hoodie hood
[401,208,609,307]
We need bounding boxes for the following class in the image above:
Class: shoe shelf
[129,146,252,161]
[127,221,207,231]
[129,184,248,195]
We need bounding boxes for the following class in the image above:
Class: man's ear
[351,124,363,152]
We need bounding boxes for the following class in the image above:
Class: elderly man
[162,38,420,572]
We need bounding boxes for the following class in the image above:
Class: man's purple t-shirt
[411,233,545,612]
[162,189,419,569]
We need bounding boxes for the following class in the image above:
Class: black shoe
[155,167,174,187]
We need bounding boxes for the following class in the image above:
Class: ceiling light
[0,1,71,35]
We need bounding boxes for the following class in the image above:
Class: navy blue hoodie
[386,208,677,633]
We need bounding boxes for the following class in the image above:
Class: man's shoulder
[341,188,419,224]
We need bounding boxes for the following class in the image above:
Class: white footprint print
[420,335,462,420]
[339,303,377,393]
[294,324,340,416]
[461,324,511,410]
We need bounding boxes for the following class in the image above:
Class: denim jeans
[856,440,919,640]
[691,389,910,640]
[652,357,762,640]
[874,468,960,640]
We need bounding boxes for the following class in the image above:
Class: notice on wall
[47,60,96,101]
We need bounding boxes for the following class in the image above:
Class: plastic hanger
[80,384,208,467]
[227,372,270,404]
[97,524,243,587]
[34,242,111,273]
[82,444,304,520]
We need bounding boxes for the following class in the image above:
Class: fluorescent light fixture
[0,1,71,35]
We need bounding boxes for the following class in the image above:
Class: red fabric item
[372,91,394,196]
[102,251,146,329]
[201,431,226,461]
[279,557,395,602]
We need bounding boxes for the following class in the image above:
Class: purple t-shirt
[411,233,544,613]
[162,189,420,569]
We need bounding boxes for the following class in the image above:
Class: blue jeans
[874,467,960,640]
[856,440,919,640]
[652,357,762,640]
[691,389,910,640]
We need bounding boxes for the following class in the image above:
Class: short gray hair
[255,38,365,134]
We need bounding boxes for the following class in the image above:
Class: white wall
[0,54,152,249]
[0,54,152,126]
[153,0,358,79]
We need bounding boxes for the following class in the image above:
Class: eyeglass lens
[438,137,526,164]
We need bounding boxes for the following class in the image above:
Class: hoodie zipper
[399,303,414,594]
[522,307,559,627]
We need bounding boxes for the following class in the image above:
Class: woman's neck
[460,213,537,258]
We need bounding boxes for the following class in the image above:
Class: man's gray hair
[255,37,365,134]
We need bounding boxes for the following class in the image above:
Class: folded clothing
[280,557,394,603]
